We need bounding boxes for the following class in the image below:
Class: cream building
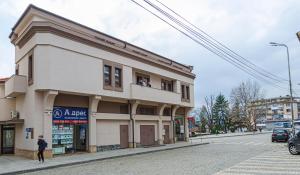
[249,96,300,122]
[0,5,195,159]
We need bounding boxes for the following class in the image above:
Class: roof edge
[10,4,195,73]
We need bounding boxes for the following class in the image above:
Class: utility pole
[270,42,295,135]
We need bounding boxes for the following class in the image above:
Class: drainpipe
[171,106,175,144]
[128,100,135,148]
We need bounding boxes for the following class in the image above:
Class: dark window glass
[186,86,190,100]
[167,81,173,91]
[120,105,129,114]
[181,85,185,99]
[136,75,150,87]
[162,80,173,92]
[28,55,33,84]
[15,65,19,75]
[115,67,122,88]
[161,81,166,90]
[163,107,171,116]
[137,105,157,115]
[104,65,112,86]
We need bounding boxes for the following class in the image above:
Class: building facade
[0,5,195,159]
[249,96,300,122]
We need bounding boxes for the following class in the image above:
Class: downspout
[128,100,135,148]
[171,106,175,144]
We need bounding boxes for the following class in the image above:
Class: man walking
[37,135,47,163]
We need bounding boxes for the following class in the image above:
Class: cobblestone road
[23,134,292,175]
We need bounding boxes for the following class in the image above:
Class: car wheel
[289,144,298,155]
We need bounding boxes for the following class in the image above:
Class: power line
[131,0,289,91]
[153,0,288,83]
[143,0,286,86]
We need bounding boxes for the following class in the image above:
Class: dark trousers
[37,150,44,162]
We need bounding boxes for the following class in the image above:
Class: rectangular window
[161,79,173,92]
[136,105,157,115]
[136,74,150,87]
[104,65,112,86]
[103,62,123,91]
[115,67,122,88]
[15,64,19,75]
[181,84,190,102]
[28,55,33,85]
[181,85,185,99]
[186,86,190,100]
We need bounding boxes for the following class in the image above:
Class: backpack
[43,141,48,149]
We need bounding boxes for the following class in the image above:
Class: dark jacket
[37,139,47,151]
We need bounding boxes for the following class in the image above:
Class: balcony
[130,83,181,104]
[5,75,27,97]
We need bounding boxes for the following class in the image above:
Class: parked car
[288,131,300,155]
[272,128,290,142]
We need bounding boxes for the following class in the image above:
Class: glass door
[74,124,87,151]
[1,125,15,154]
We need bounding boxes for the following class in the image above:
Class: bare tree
[230,80,265,131]
[205,95,215,132]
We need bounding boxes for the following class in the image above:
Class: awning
[0,119,24,125]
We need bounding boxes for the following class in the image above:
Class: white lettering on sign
[65,109,70,116]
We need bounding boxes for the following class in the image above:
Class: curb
[1,142,209,175]
[190,132,271,140]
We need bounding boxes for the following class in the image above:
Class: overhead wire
[153,0,288,83]
[131,0,289,91]
[142,0,288,89]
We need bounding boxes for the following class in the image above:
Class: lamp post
[270,42,295,135]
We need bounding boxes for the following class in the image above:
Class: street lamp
[270,42,295,135]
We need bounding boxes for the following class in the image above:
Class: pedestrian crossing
[214,150,300,175]
[210,140,277,146]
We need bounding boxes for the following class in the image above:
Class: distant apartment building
[249,96,300,122]
[0,5,195,159]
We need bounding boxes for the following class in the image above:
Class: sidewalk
[0,142,208,175]
[190,131,272,141]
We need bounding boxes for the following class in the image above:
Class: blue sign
[52,106,88,124]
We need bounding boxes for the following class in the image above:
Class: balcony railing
[130,83,181,104]
[5,75,27,97]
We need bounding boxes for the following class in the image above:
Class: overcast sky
[1,0,300,107]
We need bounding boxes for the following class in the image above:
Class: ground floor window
[175,116,185,141]
[1,125,15,154]
[52,106,88,155]
[52,124,87,154]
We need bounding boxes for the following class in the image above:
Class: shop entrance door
[1,125,15,154]
[74,125,87,152]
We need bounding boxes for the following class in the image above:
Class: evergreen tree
[212,94,229,133]
[199,106,208,132]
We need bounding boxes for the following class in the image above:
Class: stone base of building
[128,142,136,148]
[88,145,97,153]
[15,148,53,160]
[97,144,120,152]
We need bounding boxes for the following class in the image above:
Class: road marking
[214,148,300,175]
[210,141,275,146]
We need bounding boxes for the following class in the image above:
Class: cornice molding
[14,21,196,79]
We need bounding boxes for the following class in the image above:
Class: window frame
[103,61,123,92]
[15,64,19,75]
[161,79,173,92]
[104,65,112,87]
[181,83,190,102]
[28,52,34,85]
[114,65,123,91]
[136,73,151,87]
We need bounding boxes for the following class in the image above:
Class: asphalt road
[23,133,294,175]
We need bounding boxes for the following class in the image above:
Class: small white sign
[180,125,184,133]
[162,129,166,135]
